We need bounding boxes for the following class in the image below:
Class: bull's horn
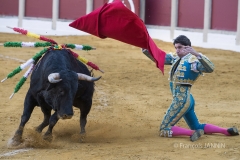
[77,73,101,81]
[48,73,62,83]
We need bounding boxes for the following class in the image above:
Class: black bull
[12,49,101,144]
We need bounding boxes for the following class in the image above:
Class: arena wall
[0,0,238,32]
[145,0,171,26]
[211,0,238,31]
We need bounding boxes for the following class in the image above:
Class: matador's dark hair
[173,35,191,46]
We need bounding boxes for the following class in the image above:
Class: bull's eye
[59,90,64,95]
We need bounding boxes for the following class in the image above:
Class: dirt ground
[0,32,239,160]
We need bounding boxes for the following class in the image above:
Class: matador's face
[174,43,190,58]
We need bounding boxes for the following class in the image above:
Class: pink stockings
[171,124,230,137]
[169,126,204,141]
[203,124,230,136]
[171,126,194,136]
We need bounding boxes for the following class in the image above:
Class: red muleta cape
[69,0,166,73]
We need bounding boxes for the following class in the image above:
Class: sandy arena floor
[0,33,239,160]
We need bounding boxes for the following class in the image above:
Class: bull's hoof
[35,127,42,133]
[10,135,23,146]
[35,125,45,133]
[79,133,86,143]
[43,134,53,142]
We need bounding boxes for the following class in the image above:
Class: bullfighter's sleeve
[196,54,215,73]
[142,48,155,62]
[164,52,176,65]
[142,49,174,65]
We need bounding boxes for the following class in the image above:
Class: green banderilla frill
[9,77,27,99]
[14,77,27,93]
[7,66,21,79]
[65,44,93,50]
[3,48,48,80]
[34,42,52,47]
[32,48,48,61]
[4,42,52,47]
[4,42,22,47]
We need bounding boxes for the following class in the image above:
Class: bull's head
[45,72,101,119]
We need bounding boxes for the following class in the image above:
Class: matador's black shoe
[190,129,204,142]
[227,127,239,136]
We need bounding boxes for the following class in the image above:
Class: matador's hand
[184,46,201,57]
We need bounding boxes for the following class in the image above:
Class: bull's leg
[80,111,89,134]
[79,103,91,134]
[35,107,51,133]
[12,91,37,145]
[74,96,92,142]
[43,111,59,142]
[78,100,92,142]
